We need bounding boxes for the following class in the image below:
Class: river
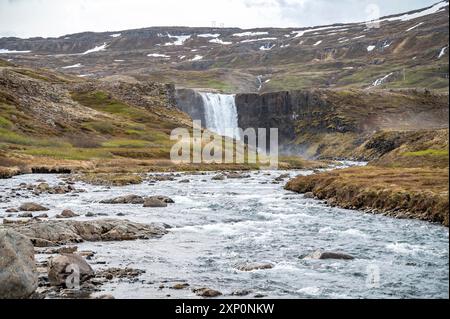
[0,167,448,299]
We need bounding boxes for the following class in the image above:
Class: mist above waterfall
[199,92,240,140]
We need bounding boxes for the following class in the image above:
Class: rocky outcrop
[236,262,274,271]
[305,250,355,260]
[0,230,38,299]
[100,195,145,204]
[2,219,168,247]
[175,88,207,124]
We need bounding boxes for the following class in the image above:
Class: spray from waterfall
[199,92,240,140]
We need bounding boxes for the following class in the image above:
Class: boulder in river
[18,212,33,218]
[226,172,251,179]
[193,288,222,297]
[143,198,167,208]
[19,202,49,212]
[0,229,38,299]
[48,253,94,286]
[212,174,225,180]
[236,262,274,271]
[56,209,79,219]
[100,195,145,205]
[306,250,355,260]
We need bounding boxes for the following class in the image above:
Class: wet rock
[212,174,225,181]
[95,294,115,299]
[236,262,274,271]
[97,268,145,281]
[193,288,222,298]
[231,289,252,296]
[56,210,79,219]
[306,250,354,260]
[178,179,190,183]
[36,213,49,218]
[0,229,38,299]
[148,175,175,182]
[48,253,94,286]
[148,196,175,204]
[85,212,95,217]
[172,283,190,290]
[18,212,33,218]
[143,198,167,208]
[3,219,168,246]
[19,202,49,212]
[226,172,251,179]
[100,195,144,205]
[303,192,315,199]
[274,173,290,181]
[5,208,18,213]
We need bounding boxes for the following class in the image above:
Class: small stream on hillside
[0,166,448,299]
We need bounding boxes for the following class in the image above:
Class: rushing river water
[0,167,448,299]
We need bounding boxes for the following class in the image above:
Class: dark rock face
[175,88,206,124]
[0,230,38,299]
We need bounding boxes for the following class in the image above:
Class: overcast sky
[0,0,440,38]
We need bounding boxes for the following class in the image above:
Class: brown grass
[285,166,449,226]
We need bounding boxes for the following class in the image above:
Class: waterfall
[199,92,240,140]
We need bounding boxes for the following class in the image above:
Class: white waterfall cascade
[199,92,240,140]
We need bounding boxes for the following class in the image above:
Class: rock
[95,294,115,299]
[303,192,315,199]
[36,183,50,192]
[226,172,251,179]
[18,212,33,218]
[236,262,274,271]
[48,253,94,286]
[193,288,222,298]
[5,208,18,213]
[143,198,167,208]
[85,212,95,217]
[97,268,144,281]
[212,174,225,181]
[56,209,79,219]
[36,213,49,218]
[231,289,252,296]
[172,283,190,290]
[178,179,190,183]
[0,230,38,298]
[306,250,355,260]
[100,195,144,205]
[3,219,168,246]
[19,202,49,212]
[148,196,175,204]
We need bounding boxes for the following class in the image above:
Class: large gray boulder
[48,253,94,286]
[0,230,38,298]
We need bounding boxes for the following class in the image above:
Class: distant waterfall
[199,92,240,140]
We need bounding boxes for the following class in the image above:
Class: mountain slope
[0,1,448,93]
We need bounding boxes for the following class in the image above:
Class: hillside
[0,1,448,93]
[0,60,195,174]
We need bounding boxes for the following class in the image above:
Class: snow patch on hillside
[313,40,323,46]
[82,43,107,55]
[191,55,203,61]
[110,33,121,38]
[148,53,170,58]
[406,22,424,32]
[62,63,82,69]
[438,46,448,59]
[233,31,269,37]
[367,45,376,52]
[164,34,191,46]
[209,38,232,45]
[198,33,220,38]
[372,72,394,86]
[0,49,31,54]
